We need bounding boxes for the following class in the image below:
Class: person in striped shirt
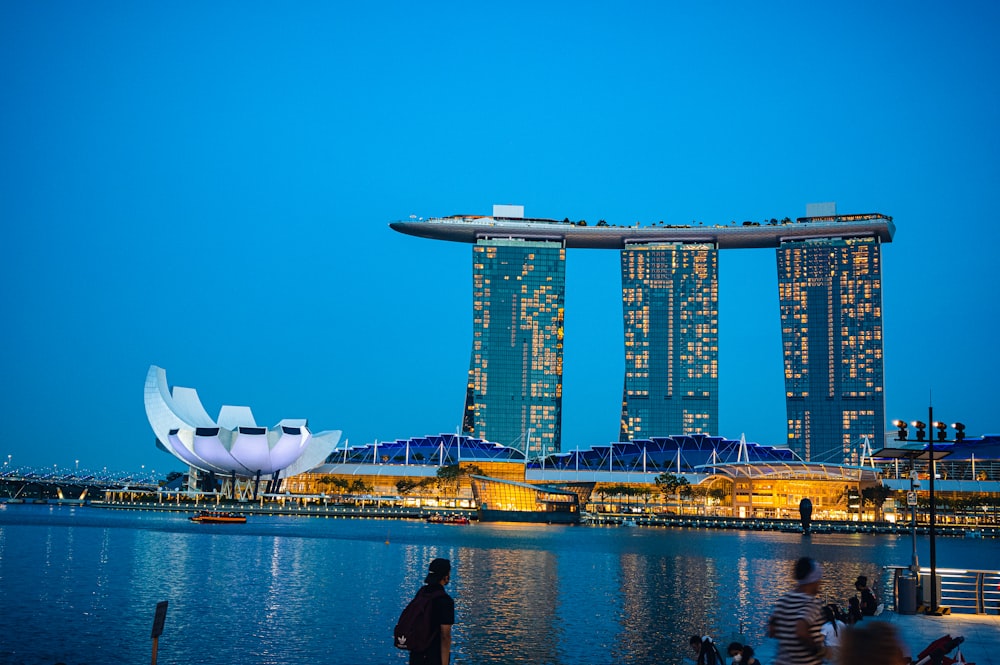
[768,557,826,665]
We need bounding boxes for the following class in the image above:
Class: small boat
[426,514,470,525]
[189,511,246,524]
[964,529,983,539]
[621,518,638,527]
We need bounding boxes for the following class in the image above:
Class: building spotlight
[892,419,908,441]
[934,421,948,442]
[952,422,966,442]
[911,420,927,441]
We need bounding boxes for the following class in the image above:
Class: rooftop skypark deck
[389,212,896,249]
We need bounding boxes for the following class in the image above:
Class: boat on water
[426,514,471,525]
[621,518,638,527]
[965,529,983,539]
[189,511,247,524]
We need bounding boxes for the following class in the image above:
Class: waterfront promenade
[86,498,1000,537]
[753,611,1000,665]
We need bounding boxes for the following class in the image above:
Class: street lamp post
[890,410,963,616]
[907,467,919,575]
[926,406,938,617]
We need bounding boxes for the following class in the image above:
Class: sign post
[151,601,168,665]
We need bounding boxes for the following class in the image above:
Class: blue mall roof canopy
[318,433,798,475]
[528,434,797,473]
[322,433,527,467]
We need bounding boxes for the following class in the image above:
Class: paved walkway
[755,611,1000,665]
[883,611,1000,665]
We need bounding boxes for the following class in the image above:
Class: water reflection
[0,507,997,665]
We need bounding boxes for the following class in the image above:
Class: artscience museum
[144,365,342,498]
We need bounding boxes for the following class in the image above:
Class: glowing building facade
[777,234,886,464]
[463,238,566,458]
[392,204,894,465]
[620,243,718,440]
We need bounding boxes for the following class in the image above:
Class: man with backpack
[689,635,724,665]
[394,558,455,665]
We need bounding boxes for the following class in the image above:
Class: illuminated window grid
[464,239,565,457]
[620,243,719,441]
[777,237,886,464]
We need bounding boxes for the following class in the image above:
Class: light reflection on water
[0,505,997,665]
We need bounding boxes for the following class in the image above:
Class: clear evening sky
[2,2,998,474]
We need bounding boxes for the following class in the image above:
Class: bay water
[1,504,997,665]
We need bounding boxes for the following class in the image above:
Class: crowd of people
[687,560,902,665]
[397,555,931,665]
[766,557,905,665]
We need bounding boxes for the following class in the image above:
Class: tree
[436,463,483,496]
[689,485,708,508]
[861,485,895,522]
[396,479,418,495]
[317,475,350,493]
[348,479,370,494]
[708,487,729,504]
[636,486,655,510]
[655,473,689,508]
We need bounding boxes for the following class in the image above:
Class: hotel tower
[461,233,566,458]
[777,205,886,464]
[391,203,893,464]
[620,243,719,441]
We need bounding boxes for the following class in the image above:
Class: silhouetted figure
[855,576,878,617]
[690,635,723,665]
[799,498,813,535]
[846,596,863,625]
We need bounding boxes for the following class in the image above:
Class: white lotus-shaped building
[144,365,342,479]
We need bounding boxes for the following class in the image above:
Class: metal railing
[886,565,1000,614]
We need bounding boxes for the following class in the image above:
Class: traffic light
[912,420,927,442]
[892,419,908,441]
[935,421,948,442]
[952,422,965,442]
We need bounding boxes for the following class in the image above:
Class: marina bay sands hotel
[390,203,895,465]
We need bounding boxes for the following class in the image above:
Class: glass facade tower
[620,243,719,441]
[463,238,565,458]
[777,236,886,464]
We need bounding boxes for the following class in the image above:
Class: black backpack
[697,638,723,665]
[393,587,445,652]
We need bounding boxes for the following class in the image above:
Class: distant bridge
[0,468,158,501]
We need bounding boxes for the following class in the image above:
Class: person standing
[855,576,878,617]
[768,557,825,665]
[409,558,455,665]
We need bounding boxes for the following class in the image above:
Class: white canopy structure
[144,365,341,479]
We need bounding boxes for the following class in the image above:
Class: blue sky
[2,2,998,475]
